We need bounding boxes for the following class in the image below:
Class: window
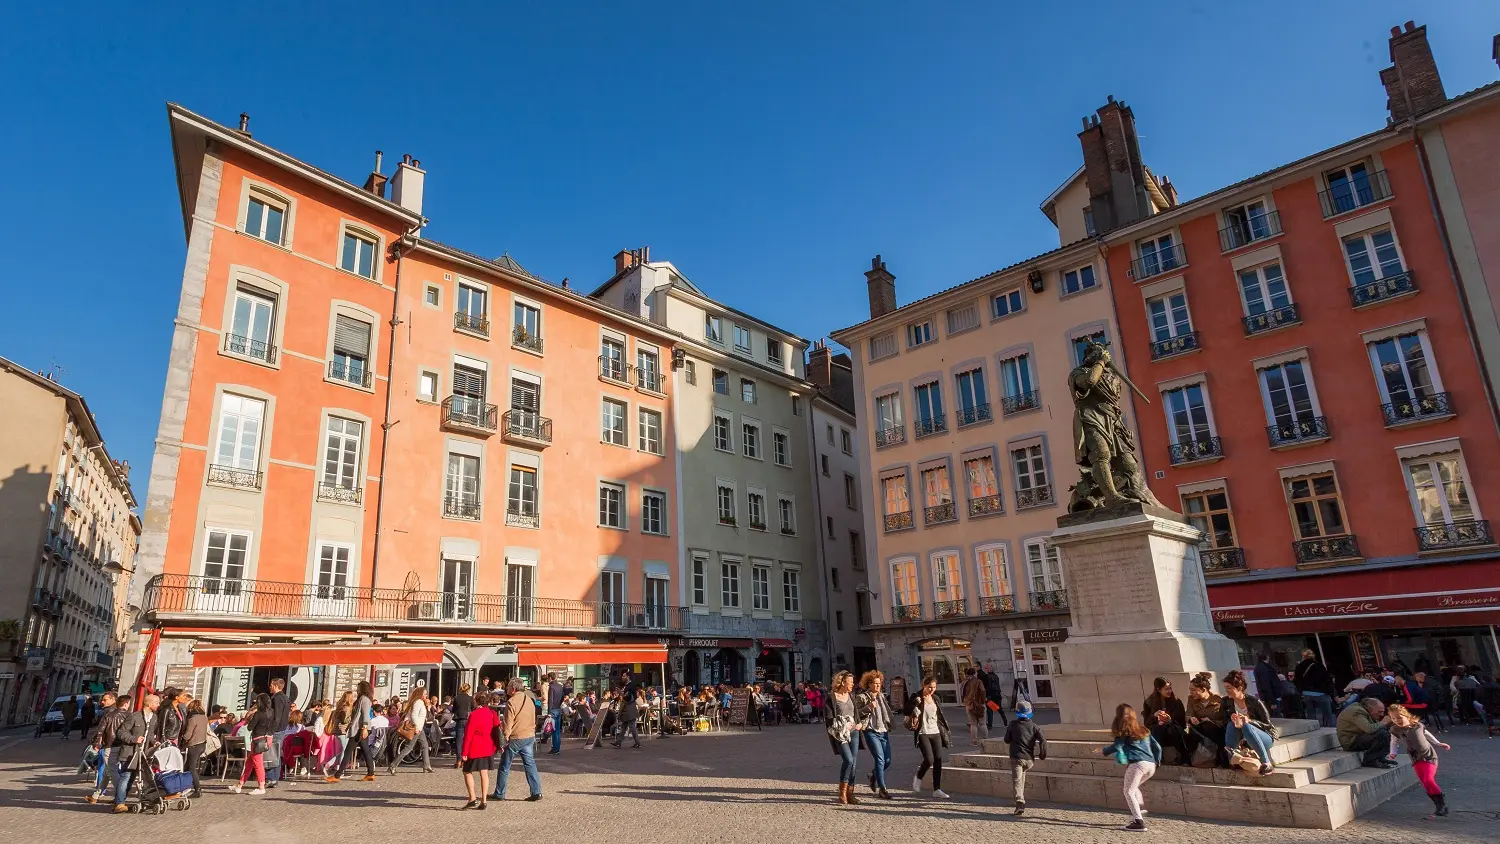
[684,360,696,385]
[740,379,757,404]
[792,395,801,416]
[340,229,377,279]
[1285,473,1347,540]
[331,315,372,386]
[321,417,362,493]
[600,337,626,381]
[244,194,285,244]
[228,286,277,362]
[964,454,1001,515]
[424,285,440,307]
[638,409,663,454]
[213,394,265,471]
[890,559,918,611]
[319,544,352,601]
[778,496,796,534]
[1405,455,1475,528]
[417,370,439,402]
[921,465,954,524]
[991,288,1024,319]
[1062,264,1097,295]
[932,552,963,605]
[1025,540,1065,594]
[766,338,783,365]
[513,302,541,349]
[200,529,249,592]
[850,531,864,569]
[1000,353,1034,404]
[882,475,911,524]
[827,424,835,446]
[1222,199,1276,249]
[506,562,535,623]
[782,569,801,614]
[820,454,829,476]
[1343,229,1406,286]
[869,332,898,360]
[642,490,666,535]
[445,453,480,517]
[908,320,935,348]
[598,482,625,528]
[946,303,980,335]
[507,465,538,524]
[955,368,988,424]
[1071,331,1107,366]
[752,566,771,611]
[705,314,723,344]
[773,430,789,466]
[743,422,762,459]
[1324,161,1380,215]
[691,556,707,605]
[1163,383,1213,445]
[451,363,487,421]
[975,545,1011,600]
[1148,292,1193,343]
[748,492,766,529]
[636,349,660,391]
[733,325,752,354]
[510,377,541,435]
[844,473,858,509]
[831,567,841,590]
[1239,263,1293,318]
[826,516,835,538]
[717,485,737,525]
[841,428,852,455]
[1083,207,1097,237]
[455,282,487,335]
[713,413,733,452]
[1259,359,1322,440]
[601,398,627,446]
[712,369,729,395]
[1183,490,1237,550]
[1012,444,1050,504]
[913,381,944,436]
[1369,331,1440,415]
[721,560,741,608]
[600,571,625,624]
[1136,232,1180,277]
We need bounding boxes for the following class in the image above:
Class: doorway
[441,558,473,621]
[683,651,701,687]
[915,637,972,703]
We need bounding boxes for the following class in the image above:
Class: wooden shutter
[333,315,371,358]
[452,365,485,398]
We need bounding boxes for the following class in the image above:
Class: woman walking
[229,693,277,794]
[1222,669,1278,776]
[399,686,434,772]
[182,699,209,798]
[824,671,861,805]
[858,671,894,799]
[1102,703,1162,832]
[459,691,500,809]
[327,682,377,782]
[906,675,950,798]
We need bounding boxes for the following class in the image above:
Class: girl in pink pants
[1387,704,1451,817]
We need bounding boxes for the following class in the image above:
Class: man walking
[451,682,474,768]
[86,693,124,804]
[492,678,541,801]
[960,668,989,746]
[112,693,160,813]
[59,696,78,740]
[266,678,290,786]
[545,673,570,755]
[980,663,1007,731]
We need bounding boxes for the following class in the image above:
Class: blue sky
[2,1,1496,493]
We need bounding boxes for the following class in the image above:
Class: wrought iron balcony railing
[956,403,992,427]
[1151,331,1199,360]
[505,508,539,529]
[1219,210,1283,252]
[1381,392,1453,426]
[443,495,482,521]
[914,416,947,439]
[1029,589,1069,612]
[924,501,957,525]
[1002,390,1041,416]
[968,494,1003,518]
[978,595,1016,615]
[1244,304,1301,335]
[1015,484,1054,510]
[512,326,543,354]
[1130,243,1187,280]
[1293,534,1361,564]
[1350,271,1417,308]
[442,396,498,433]
[1200,546,1247,574]
[933,599,967,620]
[1414,519,1493,552]
[636,368,664,393]
[223,333,277,364]
[598,355,630,384]
[328,359,372,387]
[874,425,906,449]
[207,464,263,490]
[502,410,553,445]
[316,483,362,505]
[883,511,914,533]
[454,311,489,336]
[893,603,923,623]
[1267,416,1330,447]
[1318,169,1392,218]
[1168,436,1223,465]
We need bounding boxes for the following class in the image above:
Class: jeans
[915,734,943,790]
[494,737,541,798]
[865,730,891,791]
[94,747,117,797]
[114,757,133,806]
[1302,692,1335,728]
[1225,720,1274,767]
[614,718,639,746]
[834,731,859,784]
[185,744,204,794]
[549,709,563,752]
[453,718,467,758]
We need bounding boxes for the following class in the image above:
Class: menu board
[1352,632,1381,674]
[727,688,751,726]
[163,664,197,698]
[888,676,908,714]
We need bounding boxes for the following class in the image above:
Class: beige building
[0,357,138,725]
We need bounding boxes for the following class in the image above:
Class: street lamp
[102,560,134,576]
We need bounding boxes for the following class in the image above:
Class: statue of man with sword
[1069,340,1163,510]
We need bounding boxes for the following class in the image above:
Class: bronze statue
[1068,341,1163,511]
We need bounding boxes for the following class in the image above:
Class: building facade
[0,358,138,724]
[594,253,829,686]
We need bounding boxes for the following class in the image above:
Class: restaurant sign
[1212,590,1500,624]
[662,637,753,649]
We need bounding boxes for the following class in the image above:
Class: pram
[127,743,193,814]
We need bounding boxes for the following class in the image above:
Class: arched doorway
[807,657,824,684]
[710,648,743,685]
[683,650,701,687]
[915,637,973,703]
[755,648,786,683]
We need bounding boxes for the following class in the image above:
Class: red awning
[515,643,668,666]
[759,638,795,648]
[192,645,444,668]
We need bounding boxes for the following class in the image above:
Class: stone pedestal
[1047,504,1238,726]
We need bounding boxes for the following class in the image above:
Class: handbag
[826,714,853,744]
[1227,744,1262,774]
[986,700,1001,712]
[542,715,555,736]
[396,720,418,742]
[251,735,271,754]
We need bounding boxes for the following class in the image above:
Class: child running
[1003,699,1047,816]
[1102,703,1162,833]
[1386,703,1451,817]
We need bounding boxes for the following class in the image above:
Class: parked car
[40,694,90,734]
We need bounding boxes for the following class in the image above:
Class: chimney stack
[807,340,833,388]
[1381,21,1447,123]
[237,113,251,136]
[614,249,637,274]
[865,255,896,319]
[1077,96,1151,235]
[390,153,425,219]
[362,150,388,199]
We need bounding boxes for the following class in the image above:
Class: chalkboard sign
[727,688,751,726]
[583,701,609,749]
[889,677,908,714]
[163,664,197,698]
[1352,632,1380,674]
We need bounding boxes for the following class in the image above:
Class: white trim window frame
[213,394,265,473]
[782,567,802,615]
[1061,264,1097,296]
[721,559,741,609]
[705,314,724,345]
[1342,227,1407,287]
[713,410,733,453]
[1403,453,1478,529]
[638,407,664,455]
[991,288,1024,321]
[691,555,708,606]
[321,416,363,494]
[642,489,667,535]
[751,565,771,612]
[1147,291,1193,343]
[742,420,762,460]
[907,319,935,348]
[598,482,626,529]
[717,483,737,525]
[777,494,796,535]
[772,428,790,467]
[1368,330,1441,409]
[733,324,752,355]
[338,225,380,280]
[1238,261,1294,317]
[1024,539,1065,593]
[601,397,628,446]
[243,190,289,246]
[198,527,251,608]
[974,544,1012,601]
[1257,357,1324,436]
[1162,382,1215,446]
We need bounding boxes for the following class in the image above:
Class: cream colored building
[0,357,138,724]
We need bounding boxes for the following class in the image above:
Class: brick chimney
[866,255,896,319]
[1381,21,1447,122]
[1077,96,1151,234]
[362,150,388,199]
[390,154,425,217]
[807,340,833,388]
[614,249,636,274]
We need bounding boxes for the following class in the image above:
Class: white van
[41,694,91,734]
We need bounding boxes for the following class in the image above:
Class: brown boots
[837,783,861,805]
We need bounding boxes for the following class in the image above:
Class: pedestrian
[1293,649,1337,728]
[857,670,894,800]
[80,695,97,741]
[459,691,500,809]
[156,687,186,748]
[85,692,122,805]
[398,685,434,772]
[327,681,377,782]
[959,668,989,746]
[1003,699,1046,815]
[229,693,276,794]
[1102,703,1161,832]
[112,693,160,814]
[612,675,642,749]
[1386,703,1450,817]
[980,662,1007,731]
[543,674,570,755]
[1222,669,1278,776]
[824,670,861,805]
[1253,652,1279,715]
[905,674,950,798]
[492,678,542,802]
[452,682,474,769]
[59,696,78,740]
[182,699,209,798]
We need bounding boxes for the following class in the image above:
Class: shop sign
[668,637,752,649]
[1023,629,1069,645]
[1211,589,1500,624]
[0,672,14,681]
[25,657,46,673]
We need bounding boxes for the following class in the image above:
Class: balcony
[914,416,947,439]
[1381,392,1454,427]
[1168,436,1223,466]
[511,325,543,354]
[1219,210,1283,252]
[883,511,914,533]
[502,410,553,447]
[505,507,538,528]
[1200,546,1247,574]
[1350,271,1417,309]
[443,495,481,521]
[1415,519,1493,552]
[441,396,498,436]
[1150,331,1199,360]
[924,501,957,526]
[978,595,1016,616]
[91,650,114,668]
[1267,416,1330,448]
[454,311,490,337]
[1130,244,1187,280]
[1293,534,1361,565]
[223,332,277,364]
[139,573,685,632]
[933,599,967,620]
[1002,390,1041,416]
[956,403,992,427]
[598,355,631,385]
[327,359,372,388]
[874,425,906,449]
[968,494,1003,518]
[1318,169,1392,218]
[1029,589,1069,612]
[893,603,923,623]
[636,368,665,394]
[1244,304,1301,336]
[316,483,362,505]
[206,464,262,491]
[1015,484,1054,510]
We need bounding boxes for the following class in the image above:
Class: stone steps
[985,718,1320,744]
[953,746,1364,789]
[979,723,1338,765]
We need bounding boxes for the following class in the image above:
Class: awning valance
[759,638,795,648]
[515,643,667,666]
[192,644,443,668]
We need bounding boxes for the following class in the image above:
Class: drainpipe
[370,221,424,592]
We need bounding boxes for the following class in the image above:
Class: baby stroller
[129,743,193,814]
